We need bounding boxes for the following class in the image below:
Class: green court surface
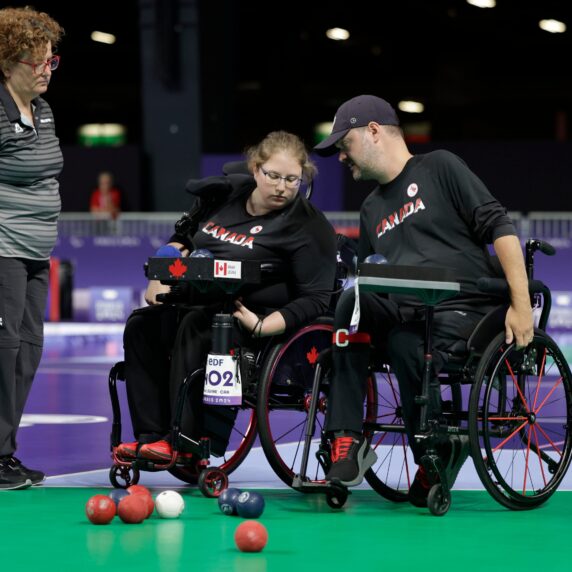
[2,488,571,571]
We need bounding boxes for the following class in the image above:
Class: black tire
[326,490,348,509]
[109,464,140,489]
[257,322,334,486]
[468,330,572,510]
[427,484,450,516]
[198,468,229,498]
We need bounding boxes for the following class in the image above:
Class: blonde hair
[246,131,317,183]
[0,7,64,79]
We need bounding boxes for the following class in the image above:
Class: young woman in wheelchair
[117,131,337,463]
[313,95,534,507]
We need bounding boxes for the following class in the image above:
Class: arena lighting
[314,121,334,145]
[539,19,566,34]
[398,100,425,113]
[326,27,350,41]
[466,0,496,7]
[78,123,126,146]
[91,30,116,44]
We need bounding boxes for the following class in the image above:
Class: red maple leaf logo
[306,346,319,365]
[169,258,188,278]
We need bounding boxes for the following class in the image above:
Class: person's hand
[505,304,534,349]
[145,280,171,305]
[233,300,259,334]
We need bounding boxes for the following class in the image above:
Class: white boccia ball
[155,490,185,519]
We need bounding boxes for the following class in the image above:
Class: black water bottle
[211,313,233,354]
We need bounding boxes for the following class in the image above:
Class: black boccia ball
[236,491,265,519]
[218,487,242,516]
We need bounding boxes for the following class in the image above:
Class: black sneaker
[408,435,470,507]
[325,435,377,487]
[7,457,45,485]
[0,457,33,490]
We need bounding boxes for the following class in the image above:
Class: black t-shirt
[171,182,337,331]
[359,150,517,310]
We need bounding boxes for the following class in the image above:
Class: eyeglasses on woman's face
[18,55,60,75]
[260,166,302,189]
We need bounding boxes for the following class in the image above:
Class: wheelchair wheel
[169,408,258,484]
[469,330,572,510]
[257,321,333,486]
[198,467,229,498]
[109,464,140,489]
[427,484,450,516]
[364,369,412,502]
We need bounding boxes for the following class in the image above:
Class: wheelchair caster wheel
[427,484,450,516]
[109,464,140,489]
[326,490,348,509]
[198,467,228,498]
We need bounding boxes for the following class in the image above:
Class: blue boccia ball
[236,491,265,519]
[364,253,388,264]
[190,248,214,259]
[218,487,242,516]
[108,488,130,507]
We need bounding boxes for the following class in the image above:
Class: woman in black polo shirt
[0,7,64,490]
[118,131,337,462]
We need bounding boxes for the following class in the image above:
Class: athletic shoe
[409,435,471,507]
[325,435,377,487]
[7,457,45,485]
[139,440,193,463]
[0,457,33,490]
[116,441,138,460]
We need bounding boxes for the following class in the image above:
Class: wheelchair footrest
[291,475,351,497]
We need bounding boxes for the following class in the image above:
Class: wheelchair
[292,238,572,515]
[108,233,355,497]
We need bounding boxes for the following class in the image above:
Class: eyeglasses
[260,166,303,189]
[18,55,60,75]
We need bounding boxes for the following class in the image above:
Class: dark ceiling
[7,0,572,151]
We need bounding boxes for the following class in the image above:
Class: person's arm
[493,234,534,348]
[233,210,337,336]
[145,241,190,305]
[233,301,286,337]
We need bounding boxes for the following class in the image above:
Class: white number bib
[203,354,242,406]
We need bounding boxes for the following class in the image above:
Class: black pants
[123,304,254,455]
[324,289,487,463]
[0,257,49,457]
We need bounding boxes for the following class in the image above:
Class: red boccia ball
[234,520,268,553]
[128,484,154,518]
[86,494,116,525]
[127,484,151,497]
[118,493,148,524]
[127,486,154,518]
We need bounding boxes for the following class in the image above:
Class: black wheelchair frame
[292,238,572,515]
[108,234,354,497]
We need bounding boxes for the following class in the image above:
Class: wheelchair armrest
[477,277,547,297]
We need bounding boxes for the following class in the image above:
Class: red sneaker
[117,441,138,460]
[139,440,193,463]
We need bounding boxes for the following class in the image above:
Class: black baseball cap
[314,95,400,156]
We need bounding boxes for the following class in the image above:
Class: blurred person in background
[89,170,122,220]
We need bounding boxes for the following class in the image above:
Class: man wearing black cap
[314,95,533,506]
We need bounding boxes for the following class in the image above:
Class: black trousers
[324,289,487,463]
[0,257,49,457]
[123,304,255,455]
